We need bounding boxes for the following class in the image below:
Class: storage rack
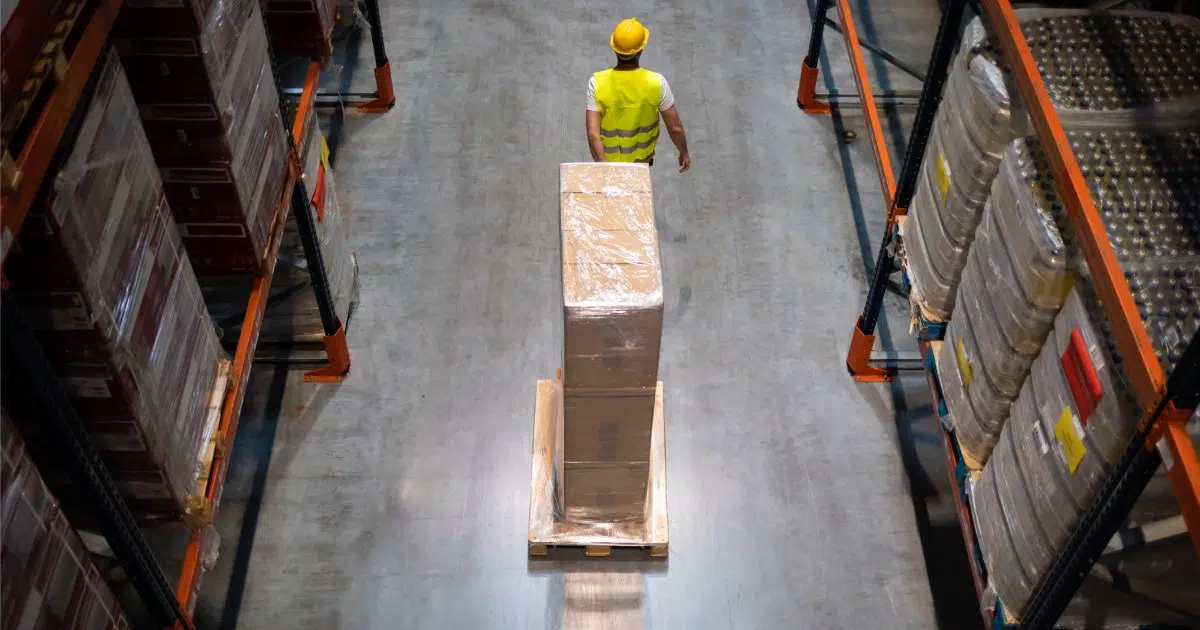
[798,0,1200,628]
[0,0,389,626]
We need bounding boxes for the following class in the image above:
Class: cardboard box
[559,163,663,391]
[562,462,651,523]
[261,0,338,54]
[562,389,655,463]
[1,417,131,628]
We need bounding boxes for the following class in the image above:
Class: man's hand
[661,106,689,174]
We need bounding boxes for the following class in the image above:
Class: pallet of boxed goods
[528,163,668,558]
[1,413,133,628]
[2,51,231,524]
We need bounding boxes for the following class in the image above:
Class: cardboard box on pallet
[562,462,652,523]
[116,0,287,274]
[557,163,663,523]
[1,416,132,629]
[3,51,225,522]
[113,0,245,102]
[260,0,339,55]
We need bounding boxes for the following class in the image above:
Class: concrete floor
[193,1,984,628]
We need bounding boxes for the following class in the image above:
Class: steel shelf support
[0,0,123,266]
[355,0,395,113]
[176,59,347,622]
[842,0,967,382]
[797,0,833,114]
[2,298,191,629]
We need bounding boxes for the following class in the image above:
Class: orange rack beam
[833,0,896,211]
[172,61,324,623]
[979,0,1200,554]
[0,0,122,266]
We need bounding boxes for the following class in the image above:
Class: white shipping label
[1087,342,1105,373]
[1033,422,1051,455]
[60,377,112,399]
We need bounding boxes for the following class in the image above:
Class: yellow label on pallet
[935,152,951,204]
[955,339,973,387]
[1054,407,1086,474]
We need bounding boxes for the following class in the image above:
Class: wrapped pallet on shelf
[2,50,227,523]
[2,414,132,629]
[904,9,1200,318]
[200,104,357,345]
[114,0,288,274]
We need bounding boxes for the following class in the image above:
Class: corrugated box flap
[562,229,658,265]
[563,263,663,310]
[560,163,652,194]
[561,192,654,232]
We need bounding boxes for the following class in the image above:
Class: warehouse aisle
[197,0,954,628]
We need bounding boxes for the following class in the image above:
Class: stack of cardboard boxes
[114,0,287,274]
[558,163,663,523]
[2,414,131,629]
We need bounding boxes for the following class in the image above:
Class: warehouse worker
[586,18,691,172]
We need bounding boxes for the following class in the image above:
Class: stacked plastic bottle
[942,125,1200,462]
[904,9,1200,318]
[967,128,1200,617]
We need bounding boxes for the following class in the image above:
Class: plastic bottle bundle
[904,9,1200,318]
[974,289,1198,619]
[941,125,1200,466]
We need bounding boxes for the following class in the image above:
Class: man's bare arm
[586,110,605,162]
[661,106,690,172]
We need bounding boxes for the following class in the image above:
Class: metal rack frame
[0,0,387,625]
[798,0,1200,627]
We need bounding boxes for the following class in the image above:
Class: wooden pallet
[183,359,234,528]
[527,379,668,559]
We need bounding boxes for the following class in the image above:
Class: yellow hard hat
[611,18,649,56]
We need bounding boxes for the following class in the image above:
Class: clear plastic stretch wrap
[4,51,226,521]
[119,0,288,274]
[2,416,132,629]
[558,163,663,524]
[904,9,1200,316]
[260,0,339,54]
[116,0,258,104]
[940,297,1013,464]
[201,108,356,343]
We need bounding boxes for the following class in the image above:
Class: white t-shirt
[586,72,676,112]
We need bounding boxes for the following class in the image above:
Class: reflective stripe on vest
[593,68,661,162]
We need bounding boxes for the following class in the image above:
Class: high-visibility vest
[593,68,661,162]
